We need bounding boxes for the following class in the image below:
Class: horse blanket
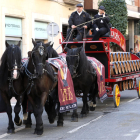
[48,55,77,113]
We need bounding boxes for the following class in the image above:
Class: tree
[98,0,128,36]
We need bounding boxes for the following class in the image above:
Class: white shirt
[96,13,105,31]
[77,11,83,16]
[98,12,105,17]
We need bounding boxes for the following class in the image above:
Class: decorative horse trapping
[87,57,107,103]
[48,55,77,113]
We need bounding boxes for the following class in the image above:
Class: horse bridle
[31,45,46,75]
[66,54,80,78]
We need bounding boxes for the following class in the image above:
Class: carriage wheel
[137,80,140,98]
[113,84,120,108]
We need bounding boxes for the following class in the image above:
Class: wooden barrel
[110,62,118,76]
[139,60,140,70]
[123,81,126,90]
[110,53,114,62]
[119,82,123,91]
[128,80,132,89]
[129,53,131,60]
[126,53,129,61]
[121,53,124,61]
[136,60,139,71]
[126,61,131,73]
[125,80,128,90]
[114,53,117,61]
[127,53,131,60]
[130,61,134,72]
[116,62,121,74]
[131,79,134,88]
[132,61,137,71]
[120,62,125,73]
[118,53,121,61]
[124,61,128,73]
[123,53,127,61]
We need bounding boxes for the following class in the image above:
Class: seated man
[66,3,91,42]
[92,6,110,41]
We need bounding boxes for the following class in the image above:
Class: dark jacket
[92,14,110,32]
[68,11,91,29]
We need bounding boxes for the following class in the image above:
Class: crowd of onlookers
[130,48,140,57]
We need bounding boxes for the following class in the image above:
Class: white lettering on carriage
[111,31,120,42]
[116,78,122,82]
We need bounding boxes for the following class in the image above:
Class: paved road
[0,90,140,140]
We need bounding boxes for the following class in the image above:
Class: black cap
[99,5,105,11]
[76,3,83,7]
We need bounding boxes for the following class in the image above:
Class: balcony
[63,0,83,5]
[127,4,138,12]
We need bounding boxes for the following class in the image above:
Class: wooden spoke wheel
[113,84,120,108]
[137,80,140,98]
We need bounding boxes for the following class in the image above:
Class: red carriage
[60,27,140,108]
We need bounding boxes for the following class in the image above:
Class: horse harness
[66,54,97,78]
[24,45,58,97]
[8,64,24,105]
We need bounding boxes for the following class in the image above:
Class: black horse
[0,41,24,133]
[46,43,59,59]
[65,46,98,121]
[23,39,63,135]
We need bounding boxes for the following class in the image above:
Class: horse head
[31,39,50,77]
[5,41,21,80]
[65,46,84,78]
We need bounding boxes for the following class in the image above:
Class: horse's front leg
[1,93,15,133]
[14,97,22,126]
[25,112,32,128]
[33,92,47,135]
[81,91,88,117]
[57,112,64,127]
[89,83,98,111]
[71,109,78,122]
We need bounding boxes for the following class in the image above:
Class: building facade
[84,0,140,52]
[0,0,83,58]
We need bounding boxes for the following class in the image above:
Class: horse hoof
[71,117,78,122]
[57,121,63,127]
[23,120,27,125]
[90,107,95,111]
[49,119,55,124]
[14,118,22,126]
[25,124,32,128]
[86,110,89,114]
[80,114,87,118]
[34,129,43,135]
[7,129,15,134]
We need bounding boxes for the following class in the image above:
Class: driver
[66,3,91,42]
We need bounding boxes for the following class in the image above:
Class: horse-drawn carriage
[0,26,140,135]
[61,27,140,108]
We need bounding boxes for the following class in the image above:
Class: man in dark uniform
[92,6,110,41]
[67,3,91,41]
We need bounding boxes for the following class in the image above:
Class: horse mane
[46,45,59,59]
[0,46,21,88]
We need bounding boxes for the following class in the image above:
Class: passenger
[66,3,91,42]
[92,6,110,41]
[130,48,133,53]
